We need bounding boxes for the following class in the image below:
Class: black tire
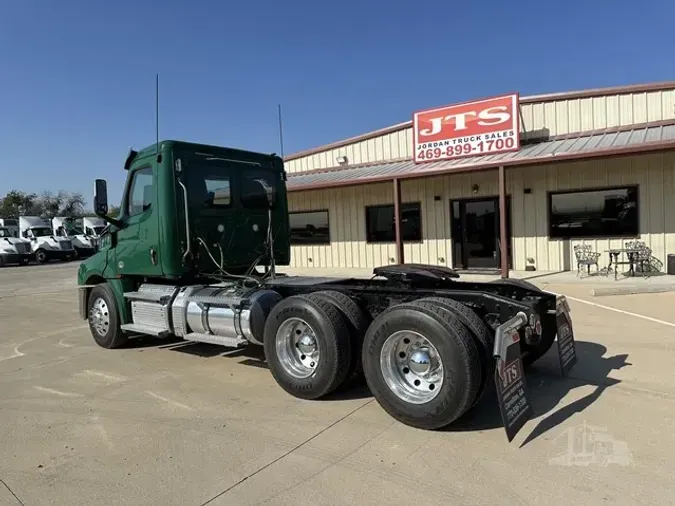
[87,284,128,349]
[362,300,481,430]
[305,290,371,381]
[35,249,48,264]
[412,297,493,406]
[489,278,556,367]
[263,295,352,400]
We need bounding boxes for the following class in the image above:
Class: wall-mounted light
[472,184,480,194]
[336,156,348,166]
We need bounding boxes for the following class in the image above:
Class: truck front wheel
[35,249,48,264]
[362,300,481,430]
[87,284,128,349]
[263,295,352,400]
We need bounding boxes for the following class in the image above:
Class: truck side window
[127,167,154,216]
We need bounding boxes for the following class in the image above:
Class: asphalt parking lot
[1,263,675,506]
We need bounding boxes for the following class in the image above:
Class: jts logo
[413,93,520,163]
[419,106,512,136]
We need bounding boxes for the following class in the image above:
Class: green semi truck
[76,139,577,441]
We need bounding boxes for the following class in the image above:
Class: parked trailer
[76,140,577,441]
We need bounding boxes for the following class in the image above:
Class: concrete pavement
[1,262,675,505]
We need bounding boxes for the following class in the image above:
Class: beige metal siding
[285,89,675,174]
[287,152,675,272]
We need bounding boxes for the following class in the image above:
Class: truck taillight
[529,314,542,335]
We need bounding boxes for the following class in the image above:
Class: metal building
[283,81,675,276]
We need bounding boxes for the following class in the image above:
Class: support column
[498,165,509,278]
[393,178,404,264]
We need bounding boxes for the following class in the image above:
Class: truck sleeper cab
[77,140,576,442]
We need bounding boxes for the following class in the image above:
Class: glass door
[451,197,512,270]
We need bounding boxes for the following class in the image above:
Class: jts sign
[413,94,520,163]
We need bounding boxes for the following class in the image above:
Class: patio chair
[634,247,663,277]
[574,244,601,277]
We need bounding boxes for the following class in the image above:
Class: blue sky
[1,0,673,207]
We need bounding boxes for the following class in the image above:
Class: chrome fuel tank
[171,285,282,345]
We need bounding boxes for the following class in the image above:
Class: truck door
[114,162,163,276]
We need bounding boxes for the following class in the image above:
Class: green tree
[0,189,87,220]
[0,190,39,218]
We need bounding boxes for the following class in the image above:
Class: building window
[289,210,330,245]
[548,186,639,239]
[365,203,422,243]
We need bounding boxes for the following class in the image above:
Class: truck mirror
[94,179,109,216]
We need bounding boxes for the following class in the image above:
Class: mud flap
[493,312,533,442]
[555,295,577,376]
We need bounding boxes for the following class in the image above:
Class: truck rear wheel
[263,295,352,400]
[411,297,493,406]
[362,300,481,430]
[87,284,128,349]
[305,290,371,381]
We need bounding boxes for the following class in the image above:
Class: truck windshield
[31,227,53,237]
[93,226,106,235]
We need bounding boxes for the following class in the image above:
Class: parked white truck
[0,219,20,237]
[52,217,98,258]
[0,226,34,266]
[81,217,106,238]
[19,216,75,263]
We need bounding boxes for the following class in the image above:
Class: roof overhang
[286,121,675,192]
[284,81,675,162]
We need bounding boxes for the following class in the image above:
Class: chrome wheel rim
[380,330,444,404]
[89,297,110,337]
[275,317,320,379]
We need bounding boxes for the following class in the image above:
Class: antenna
[277,103,285,159]
[155,73,161,162]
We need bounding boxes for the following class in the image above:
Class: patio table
[605,248,644,280]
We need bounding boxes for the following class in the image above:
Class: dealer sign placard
[413,93,520,163]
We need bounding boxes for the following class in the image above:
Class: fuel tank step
[183,332,247,348]
[121,323,171,337]
[123,291,170,304]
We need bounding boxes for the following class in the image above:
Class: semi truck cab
[19,216,75,263]
[82,216,107,242]
[0,226,34,266]
[52,216,97,258]
[0,219,20,237]
[76,139,576,442]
